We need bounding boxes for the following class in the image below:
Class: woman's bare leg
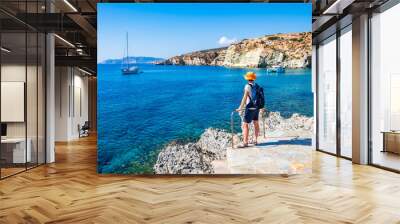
[253,120,260,144]
[242,122,249,145]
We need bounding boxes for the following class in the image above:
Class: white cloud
[218,36,237,46]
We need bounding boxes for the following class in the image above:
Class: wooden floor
[1,167,26,178]
[1,135,400,223]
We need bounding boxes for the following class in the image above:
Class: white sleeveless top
[244,83,253,105]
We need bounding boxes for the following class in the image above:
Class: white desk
[1,138,31,163]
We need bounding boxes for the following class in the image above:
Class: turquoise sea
[97,64,313,174]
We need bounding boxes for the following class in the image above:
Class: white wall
[55,67,70,141]
[72,72,89,138]
[1,65,41,137]
[1,63,46,164]
[54,67,89,141]
[1,64,26,139]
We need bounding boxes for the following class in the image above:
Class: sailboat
[121,32,140,75]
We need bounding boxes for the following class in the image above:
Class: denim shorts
[241,108,259,124]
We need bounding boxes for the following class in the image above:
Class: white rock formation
[153,112,313,174]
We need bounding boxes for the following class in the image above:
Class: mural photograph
[97,3,313,174]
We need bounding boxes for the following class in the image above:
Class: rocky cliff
[153,112,314,174]
[160,47,227,66]
[153,129,232,174]
[157,32,312,69]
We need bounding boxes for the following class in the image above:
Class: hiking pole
[231,108,257,148]
[231,111,235,149]
[263,109,266,138]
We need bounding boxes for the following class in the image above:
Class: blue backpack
[248,83,265,109]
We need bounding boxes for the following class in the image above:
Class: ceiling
[312,0,391,43]
[1,0,97,74]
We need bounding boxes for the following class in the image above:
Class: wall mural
[97,3,313,174]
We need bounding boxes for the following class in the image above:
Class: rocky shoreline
[156,32,312,69]
[153,112,314,174]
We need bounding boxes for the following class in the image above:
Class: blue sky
[98,3,311,61]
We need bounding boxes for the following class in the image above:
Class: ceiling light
[323,1,341,14]
[1,47,11,53]
[76,48,85,55]
[54,34,75,48]
[63,0,78,12]
[78,67,93,76]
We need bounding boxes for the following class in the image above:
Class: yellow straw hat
[244,72,256,81]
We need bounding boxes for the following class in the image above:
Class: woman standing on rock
[236,72,265,148]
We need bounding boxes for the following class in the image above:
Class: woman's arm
[237,90,249,111]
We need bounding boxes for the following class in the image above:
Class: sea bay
[98,63,313,173]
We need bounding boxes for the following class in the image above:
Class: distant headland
[99,56,165,65]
